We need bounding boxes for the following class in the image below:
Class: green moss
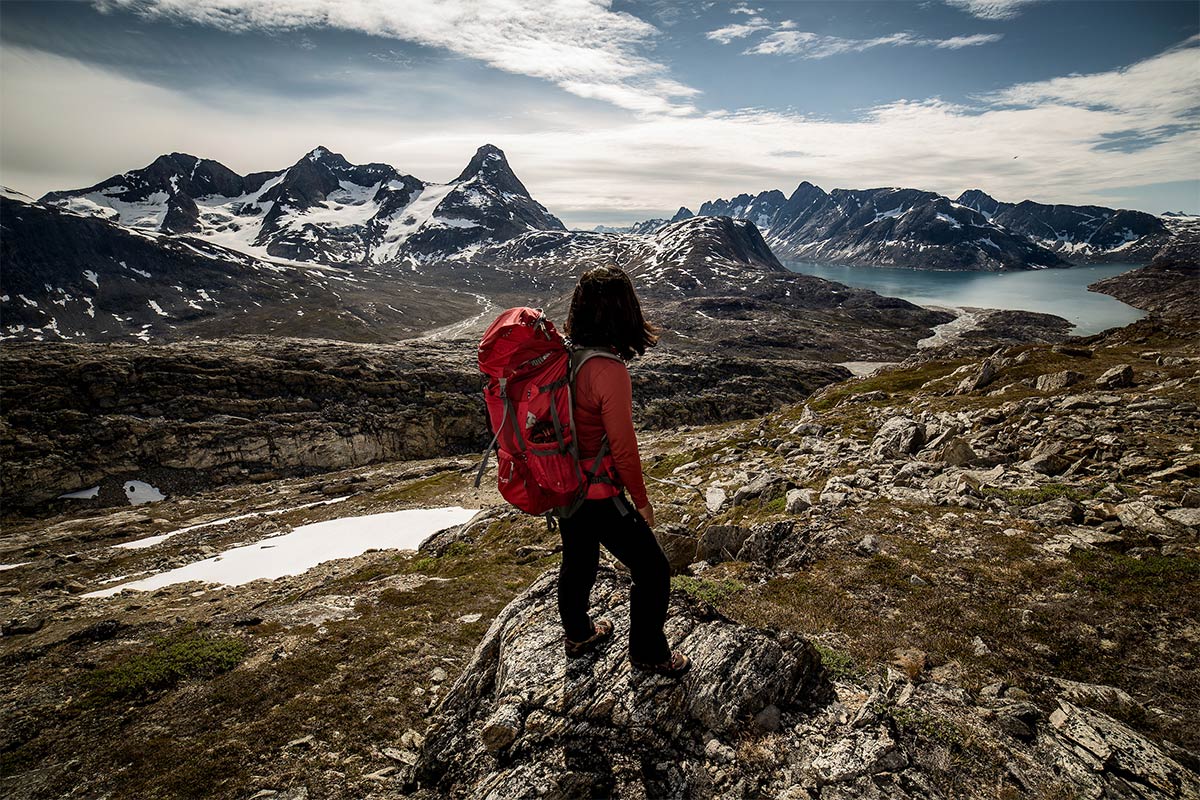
[884,702,963,747]
[1065,550,1200,597]
[813,642,860,681]
[982,483,1095,507]
[671,575,745,606]
[88,632,247,701]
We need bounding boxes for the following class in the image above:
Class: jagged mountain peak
[299,145,352,170]
[671,206,694,222]
[454,144,530,197]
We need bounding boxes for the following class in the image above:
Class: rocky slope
[0,311,1196,799]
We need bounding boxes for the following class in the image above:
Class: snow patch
[59,486,100,500]
[124,480,166,505]
[86,506,480,597]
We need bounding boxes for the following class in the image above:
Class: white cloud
[95,0,699,116]
[935,33,1005,49]
[4,21,1196,227]
[706,19,772,44]
[943,0,1041,20]
[741,29,1003,58]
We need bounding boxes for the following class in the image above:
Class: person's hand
[636,502,654,528]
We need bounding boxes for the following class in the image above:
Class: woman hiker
[558,265,691,679]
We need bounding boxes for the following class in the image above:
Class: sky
[1,0,1197,229]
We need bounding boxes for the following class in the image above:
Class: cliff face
[0,336,851,511]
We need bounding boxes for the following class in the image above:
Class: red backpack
[473,307,622,523]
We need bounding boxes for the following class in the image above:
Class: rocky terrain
[1,299,1196,799]
[0,333,854,514]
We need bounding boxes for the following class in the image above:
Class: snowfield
[85,506,480,597]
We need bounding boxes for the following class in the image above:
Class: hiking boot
[565,618,613,658]
[631,650,691,679]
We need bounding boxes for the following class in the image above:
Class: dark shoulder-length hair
[565,265,659,361]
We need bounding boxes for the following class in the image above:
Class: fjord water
[784,261,1146,335]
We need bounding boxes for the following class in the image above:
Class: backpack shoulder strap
[569,346,624,382]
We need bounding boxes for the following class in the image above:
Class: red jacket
[573,356,649,508]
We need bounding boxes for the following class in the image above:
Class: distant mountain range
[627,184,1170,270]
[0,143,1182,346]
[39,144,563,266]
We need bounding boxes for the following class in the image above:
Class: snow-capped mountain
[680,184,1064,270]
[39,144,564,267]
[0,189,484,343]
[467,215,783,294]
[633,180,1174,270]
[955,190,1168,258]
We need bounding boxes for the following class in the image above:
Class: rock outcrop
[407,567,827,798]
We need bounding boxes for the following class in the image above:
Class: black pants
[558,494,672,664]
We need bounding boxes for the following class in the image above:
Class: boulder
[785,487,815,513]
[1036,370,1085,392]
[731,472,786,506]
[1024,497,1084,527]
[1047,700,1199,798]
[1095,364,1135,389]
[870,417,926,460]
[954,358,999,394]
[655,524,699,573]
[932,437,977,466]
[696,524,751,563]
[704,486,727,515]
[736,520,802,568]
[1024,441,1071,475]
[409,567,826,798]
[1165,508,1200,528]
[1115,502,1179,537]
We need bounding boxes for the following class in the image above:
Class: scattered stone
[1,617,45,636]
[785,488,814,513]
[871,417,925,459]
[430,667,448,683]
[457,613,483,624]
[1115,502,1178,537]
[705,486,727,514]
[1024,498,1084,527]
[1096,364,1135,389]
[1053,345,1093,358]
[1042,528,1124,555]
[855,534,881,556]
[284,735,314,749]
[364,766,396,782]
[1036,370,1085,392]
[954,358,999,394]
[1164,508,1200,528]
[732,472,786,505]
[382,747,418,766]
